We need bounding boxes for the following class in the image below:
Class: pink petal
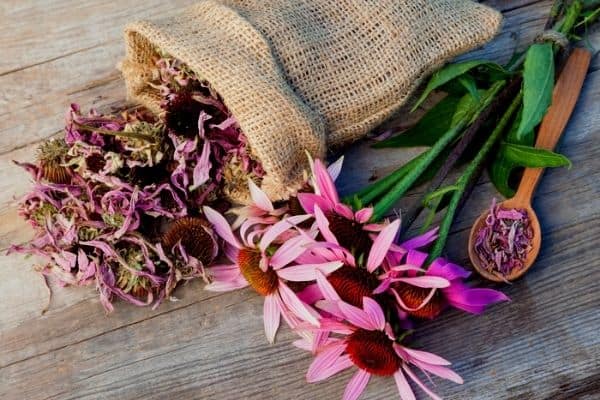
[318,354,354,380]
[367,219,400,273]
[393,276,450,289]
[398,346,452,366]
[258,215,310,251]
[412,360,463,384]
[327,156,345,181]
[354,208,373,224]
[339,301,376,330]
[394,370,416,400]
[208,264,241,281]
[315,270,341,301]
[314,205,338,244]
[316,300,345,320]
[204,278,248,292]
[297,192,333,215]
[203,206,241,249]
[306,342,347,383]
[190,140,211,190]
[402,364,442,400]
[264,294,281,343]
[444,285,509,314]
[406,249,428,268]
[248,179,274,212]
[362,297,385,331]
[400,227,439,250]
[278,282,320,326]
[277,261,344,282]
[270,235,311,269]
[342,369,370,400]
[296,283,324,304]
[313,159,340,205]
[428,260,471,281]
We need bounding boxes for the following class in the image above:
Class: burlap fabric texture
[121,0,502,201]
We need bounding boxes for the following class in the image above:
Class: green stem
[371,81,506,222]
[555,0,584,34]
[347,151,428,206]
[426,92,523,263]
[75,123,156,143]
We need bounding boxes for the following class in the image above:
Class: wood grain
[1,1,599,399]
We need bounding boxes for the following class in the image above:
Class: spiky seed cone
[394,282,445,319]
[237,248,278,296]
[37,139,71,184]
[326,213,372,256]
[40,161,71,184]
[327,265,380,307]
[346,329,402,376]
[162,217,217,266]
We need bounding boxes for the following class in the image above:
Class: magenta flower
[298,158,382,255]
[300,297,462,400]
[383,249,509,319]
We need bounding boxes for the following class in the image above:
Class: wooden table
[1,1,598,399]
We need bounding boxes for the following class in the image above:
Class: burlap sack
[121,0,502,201]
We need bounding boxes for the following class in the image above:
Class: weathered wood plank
[0,0,197,75]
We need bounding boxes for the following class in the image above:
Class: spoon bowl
[468,198,541,282]
[468,48,591,282]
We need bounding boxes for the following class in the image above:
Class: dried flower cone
[121,0,502,202]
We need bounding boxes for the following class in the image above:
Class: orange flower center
[346,329,401,376]
[327,265,380,307]
[394,282,444,319]
[237,248,279,296]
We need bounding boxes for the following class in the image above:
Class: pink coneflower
[298,216,449,310]
[229,179,288,231]
[300,297,462,400]
[383,249,509,319]
[298,158,381,256]
[203,206,343,342]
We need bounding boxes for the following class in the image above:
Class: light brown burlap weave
[121,0,502,201]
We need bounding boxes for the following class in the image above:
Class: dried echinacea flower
[37,138,71,184]
[164,91,204,138]
[161,217,218,266]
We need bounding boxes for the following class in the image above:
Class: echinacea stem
[371,80,506,222]
[399,77,522,236]
[426,92,523,264]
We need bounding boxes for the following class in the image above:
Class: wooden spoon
[468,48,592,282]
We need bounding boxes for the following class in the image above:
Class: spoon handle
[514,48,592,205]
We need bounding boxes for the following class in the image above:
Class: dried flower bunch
[10,52,263,311]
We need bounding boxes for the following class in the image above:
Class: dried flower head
[37,138,71,184]
[162,217,218,266]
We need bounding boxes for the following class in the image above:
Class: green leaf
[373,96,461,148]
[422,185,460,208]
[506,105,534,146]
[451,91,483,126]
[412,60,503,111]
[517,43,555,140]
[458,75,480,102]
[489,155,516,198]
[501,143,572,168]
